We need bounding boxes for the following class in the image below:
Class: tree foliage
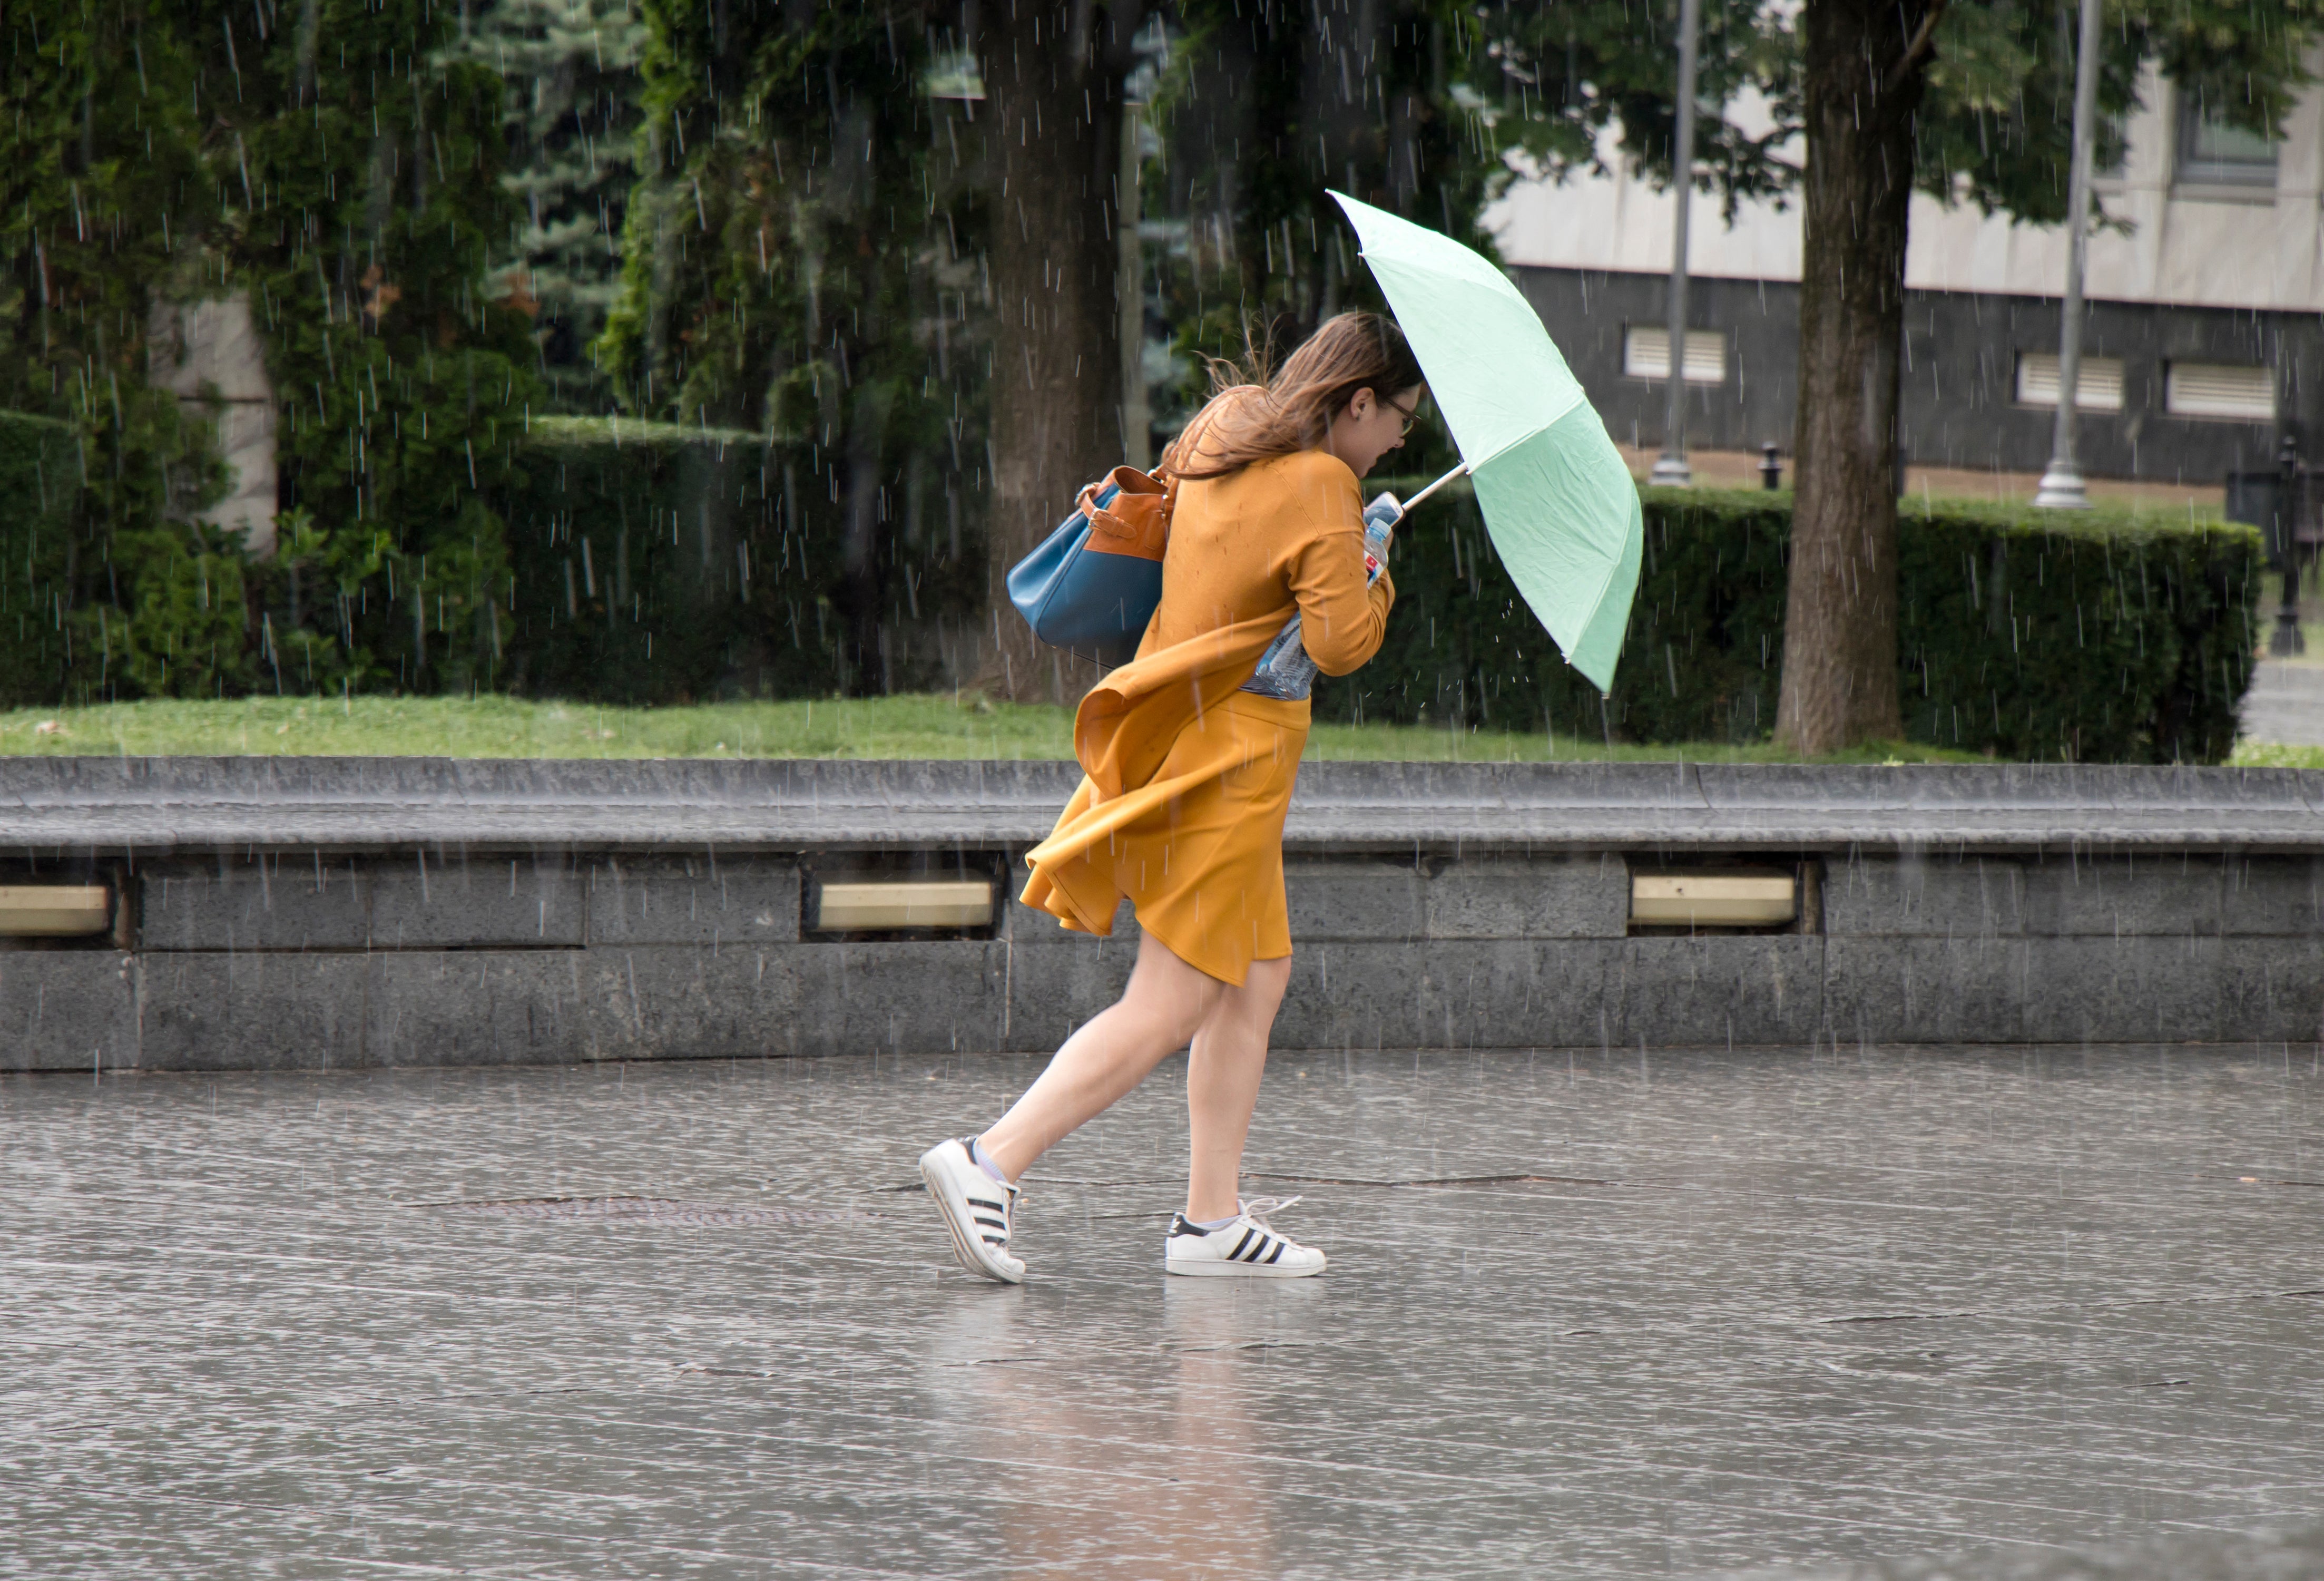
[1919,0,2324,225]
[1148,0,1497,463]
[1,0,548,698]
[596,1,985,692]
[6,0,2319,722]
[192,0,545,695]
[1469,0,1796,218]
[0,0,228,694]
[1472,0,2324,225]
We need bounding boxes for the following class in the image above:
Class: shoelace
[1234,1194,1301,1230]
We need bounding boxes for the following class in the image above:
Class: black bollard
[2273,433,2306,657]
[1760,442,1782,491]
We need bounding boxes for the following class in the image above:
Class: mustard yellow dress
[1020,450,1396,985]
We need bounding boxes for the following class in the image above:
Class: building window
[2176,97,2278,188]
[2014,352,2125,412]
[2164,362,2275,421]
[1622,326,1726,385]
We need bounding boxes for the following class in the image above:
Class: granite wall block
[140,857,374,951]
[1002,936,1141,1054]
[0,951,138,1072]
[1614,936,1826,1046]
[1285,858,1426,943]
[1821,935,2032,1045]
[1424,853,1630,939]
[587,856,802,947]
[1276,940,1616,1051]
[785,941,1011,1058]
[367,854,585,949]
[138,952,371,1070]
[1822,855,2029,938]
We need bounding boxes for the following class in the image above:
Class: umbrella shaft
[1400,462,1470,515]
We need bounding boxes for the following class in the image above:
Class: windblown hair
[1161,313,1425,481]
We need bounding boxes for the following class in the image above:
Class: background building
[1487,60,2324,484]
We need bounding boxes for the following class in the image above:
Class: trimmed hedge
[0,412,84,708]
[491,417,983,704]
[8,401,2259,763]
[1316,482,2261,764]
[1,409,984,709]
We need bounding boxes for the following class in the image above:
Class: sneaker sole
[919,1151,1024,1286]
[1165,1257,1326,1279]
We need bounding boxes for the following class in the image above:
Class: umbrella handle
[1398,462,1470,515]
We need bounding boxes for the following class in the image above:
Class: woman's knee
[1207,954,1290,1036]
[1121,932,1224,1039]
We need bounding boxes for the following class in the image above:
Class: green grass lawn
[0,692,1998,764]
[2226,741,2324,769]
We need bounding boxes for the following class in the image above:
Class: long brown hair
[1161,313,1424,481]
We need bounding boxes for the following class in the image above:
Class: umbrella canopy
[1332,191,1642,694]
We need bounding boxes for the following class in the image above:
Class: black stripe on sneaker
[1227,1228,1255,1261]
[1243,1234,1272,1262]
[1265,1241,1286,1264]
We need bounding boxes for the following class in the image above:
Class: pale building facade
[149,293,280,555]
[1486,60,2324,483]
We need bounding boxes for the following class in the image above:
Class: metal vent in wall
[0,885,113,938]
[1628,861,1820,934]
[801,854,1003,941]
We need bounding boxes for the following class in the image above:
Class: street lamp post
[2272,432,2306,656]
[2033,0,2102,510]
[1649,0,1703,489]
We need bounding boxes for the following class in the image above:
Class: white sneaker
[1164,1195,1326,1278]
[918,1138,1025,1285]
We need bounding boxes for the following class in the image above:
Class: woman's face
[1325,385,1423,479]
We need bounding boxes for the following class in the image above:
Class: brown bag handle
[1071,402,1223,549]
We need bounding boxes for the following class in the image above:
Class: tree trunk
[1774,0,1933,753]
[976,2,1132,704]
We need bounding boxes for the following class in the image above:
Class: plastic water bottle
[1239,491,1401,701]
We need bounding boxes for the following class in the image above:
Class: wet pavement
[5,1043,2322,1579]
[2242,659,2324,748]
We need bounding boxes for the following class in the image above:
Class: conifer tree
[447,0,646,408]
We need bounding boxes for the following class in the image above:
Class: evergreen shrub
[1317,483,2261,764]
[492,417,983,702]
[1,409,983,709]
[0,411,80,707]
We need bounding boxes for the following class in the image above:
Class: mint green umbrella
[1333,191,1641,693]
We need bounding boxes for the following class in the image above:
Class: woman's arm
[1287,525,1395,677]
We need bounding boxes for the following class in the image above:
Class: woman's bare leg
[977,930,1222,1182]
[1183,955,1291,1222]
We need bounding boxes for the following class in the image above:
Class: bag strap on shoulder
[1071,403,1221,548]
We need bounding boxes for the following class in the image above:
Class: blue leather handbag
[1005,465,1174,667]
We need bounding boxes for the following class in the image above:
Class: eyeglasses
[1384,394,1420,438]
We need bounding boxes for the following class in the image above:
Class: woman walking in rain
[920,312,1422,1283]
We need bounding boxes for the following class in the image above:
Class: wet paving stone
[4,1043,2321,1578]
